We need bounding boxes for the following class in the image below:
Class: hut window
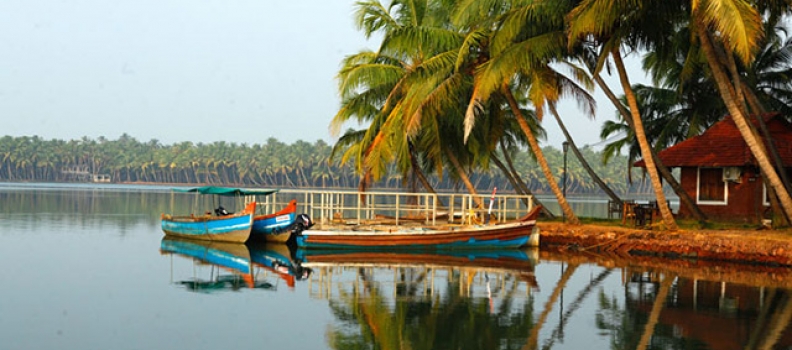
[697,167,727,204]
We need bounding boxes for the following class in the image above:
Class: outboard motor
[290,214,313,235]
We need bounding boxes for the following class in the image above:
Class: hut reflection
[610,269,792,350]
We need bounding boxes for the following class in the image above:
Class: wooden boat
[251,199,297,242]
[163,186,298,243]
[161,201,257,243]
[295,205,542,250]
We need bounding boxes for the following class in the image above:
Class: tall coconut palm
[333,0,531,210]
[591,66,710,222]
[570,0,792,222]
[737,18,792,203]
[567,0,681,229]
[638,16,792,223]
[454,0,598,225]
[690,3,792,220]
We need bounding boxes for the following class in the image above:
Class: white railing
[246,189,534,225]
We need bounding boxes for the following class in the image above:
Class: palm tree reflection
[314,255,538,350]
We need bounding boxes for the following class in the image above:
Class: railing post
[424,193,429,225]
[432,194,437,226]
[449,194,455,223]
[395,193,400,226]
[468,195,474,225]
[356,192,361,224]
[318,192,323,224]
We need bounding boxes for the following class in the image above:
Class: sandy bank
[537,222,792,267]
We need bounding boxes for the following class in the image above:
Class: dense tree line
[0,134,656,195]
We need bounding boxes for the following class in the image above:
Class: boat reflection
[248,242,312,289]
[296,248,539,287]
[295,248,540,349]
[160,238,304,292]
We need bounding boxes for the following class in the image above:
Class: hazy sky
[0,1,636,149]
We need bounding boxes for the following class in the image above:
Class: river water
[0,183,790,350]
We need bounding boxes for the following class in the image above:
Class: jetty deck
[246,189,536,226]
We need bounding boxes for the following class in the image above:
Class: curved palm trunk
[491,152,553,218]
[522,263,579,350]
[593,72,708,223]
[611,49,678,230]
[503,87,580,225]
[723,44,791,225]
[490,153,529,200]
[743,91,792,225]
[724,44,749,114]
[697,25,792,220]
[501,142,556,218]
[500,141,533,196]
[636,274,674,350]
[444,148,486,209]
[745,288,777,349]
[549,104,622,205]
[408,144,446,209]
[542,269,613,349]
[757,293,792,350]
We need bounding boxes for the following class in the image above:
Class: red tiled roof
[635,114,792,167]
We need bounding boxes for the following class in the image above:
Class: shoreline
[537,222,792,268]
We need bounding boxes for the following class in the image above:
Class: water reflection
[293,248,792,350]
[543,251,792,350]
[590,272,792,350]
[11,185,792,349]
[160,238,312,292]
[248,242,312,289]
[158,238,792,349]
[295,249,539,350]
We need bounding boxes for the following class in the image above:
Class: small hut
[635,114,792,223]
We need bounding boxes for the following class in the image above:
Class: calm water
[1,183,790,350]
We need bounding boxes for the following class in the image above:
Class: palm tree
[548,103,623,206]
[454,0,592,224]
[567,0,682,229]
[331,0,498,208]
[592,71,710,222]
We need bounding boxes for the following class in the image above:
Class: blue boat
[165,186,298,242]
[161,201,257,243]
[251,199,298,242]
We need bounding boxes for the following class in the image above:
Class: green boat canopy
[172,186,279,197]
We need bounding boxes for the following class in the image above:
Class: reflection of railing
[246,189,535,225]
[305,265,535,301]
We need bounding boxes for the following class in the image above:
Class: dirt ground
[537,222,792,267]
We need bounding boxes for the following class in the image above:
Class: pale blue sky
[0,1,634,148]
